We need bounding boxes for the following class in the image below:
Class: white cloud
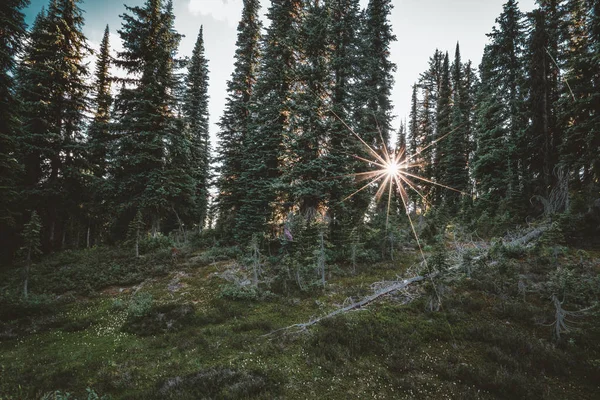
[187,0,244,27]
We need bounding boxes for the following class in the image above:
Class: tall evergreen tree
[407,84,420,157]
[417,49,444,201]
[324,0,364,244]
[236,0,302,241]
[0,0,29,255]
[434,52,452,206]
[472,0,527,216]
[443,43,470,211]
[558,0,599,191]
[216,0,261,235]
[112,0,185,236]
[85,25,112,246]
[355,0,396,149]
[16,0,90,250]
[88,25,112,179]
[285,0,331,217]
[182,26,210,232]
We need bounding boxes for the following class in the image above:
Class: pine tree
[417,50,444,201]
[558,0,599,192]
[112,0,185,237]
[21,210,42,298]
[236,0,302,241]
[0,0,28,226]
[434,52,452,206]
[216,0,261,236]
[127,210,144,258]
[473,46,510,208]
[182,26,210,232]
[442,43,470,212]
[285,0,330,218]
[88,25,112,179]
[355,0,397,149]
[0,0,29,258]
[324,0,365,244]
[407,84,420,157]
[472,0,527,216]
[16,0,90,250]
[83,25,112,246]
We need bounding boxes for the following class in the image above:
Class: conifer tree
[325,0,365,243]
[16,0,90,249]
[558,0,599,191]
[0,0,28,255]
[88,25,112,179]
[112,0,184,236]
[407,84,420,157]
[85,25,112,246]
[473,46,510,208]
[0,0,28,220]
[285,0,330,217]
[355,0,396,148]
[236,0,302,241]
[417,50,444,198]
[21,210,41,298]
[216,0,261,235]
[525,3,563,199]
[472,0,527,216]
[434,52,452,206]
[182,27,210,232]
[443,43,470,211]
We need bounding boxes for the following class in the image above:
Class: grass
[0,242,599,399]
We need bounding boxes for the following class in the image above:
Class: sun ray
[341,171,387,203]
[401,171,467,195]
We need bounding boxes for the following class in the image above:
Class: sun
[385,160,401,177]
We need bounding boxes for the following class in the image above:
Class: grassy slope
[0,244,599,399]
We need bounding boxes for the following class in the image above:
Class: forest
[0,0,599,398]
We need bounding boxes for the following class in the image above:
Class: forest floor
[0,239,599,399]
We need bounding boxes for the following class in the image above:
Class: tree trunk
[135,228,140,258]
[87,224,91,249]
[24,248,31,299]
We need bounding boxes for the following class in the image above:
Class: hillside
[1,230,599,399]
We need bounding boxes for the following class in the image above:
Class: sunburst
[329,109,467,266]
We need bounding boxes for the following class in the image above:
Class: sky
[24,0,537,146]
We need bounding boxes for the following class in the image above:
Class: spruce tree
[0,0,28,257]
[16,0,90,249]
[407,84,420,157]
[85,25,112,246]
[434,52,452,206]
[182,26,210,232]
[417,50,444,201]
[88,25,112,179]
[472,46,510,209]
[285,0,330,217]
[324,0,364,244]
[355,0,396,149]
[216,0,261,236]
[236,0,302,241]
[558,0,599,192]
[112,0,185,236]
[443,43,470,212]
[472,0,527,216]
[21,210,41,298]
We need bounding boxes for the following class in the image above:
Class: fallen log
[264,274,432,336]
[505,225,550,247]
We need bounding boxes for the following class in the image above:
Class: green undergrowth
[0,242,599,399]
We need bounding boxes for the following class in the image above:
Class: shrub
[122,303,196,336]
[127,292,153,317]
[157,367,282,400]
[139,234,173,253]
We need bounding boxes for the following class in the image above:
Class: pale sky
[25,0,537,146]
